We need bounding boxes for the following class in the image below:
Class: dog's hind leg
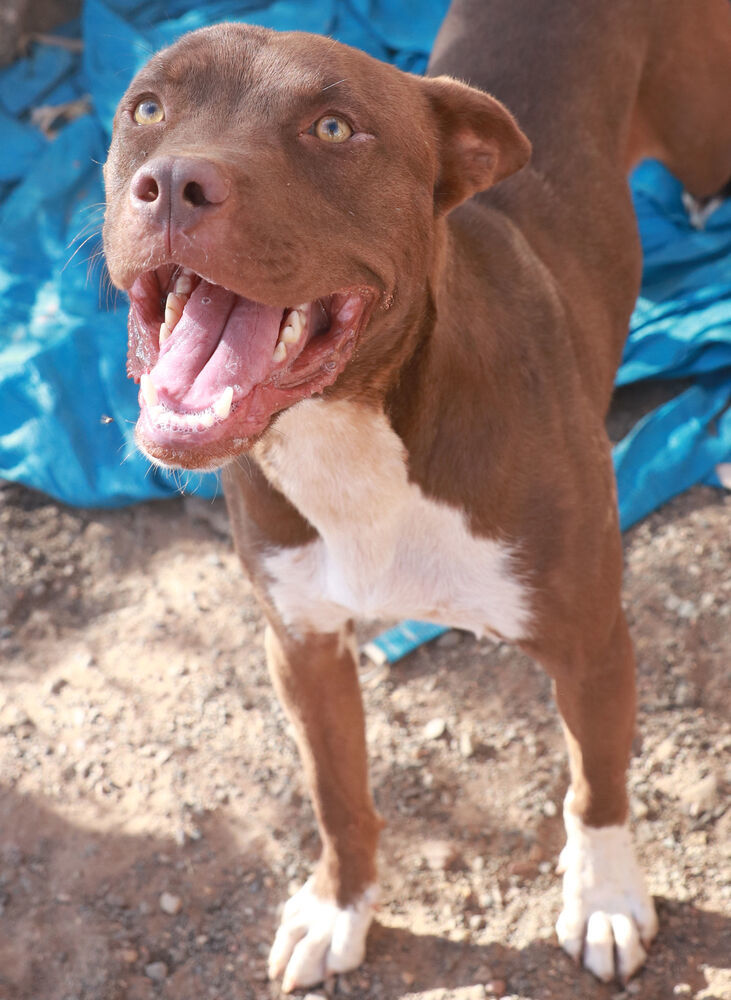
[627,0,731,198]
[264,622,383,993]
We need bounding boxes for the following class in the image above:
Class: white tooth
[165,292,185,330]
[181,267,196,277]
[160,321,172,345]
[213,386,234,420]
[291,309,305,337]
[140,373,158,407]
[174,274,193,295]
[273,342,287,363]
[200,411,215,428]
[295,303,310,314]
[280,323,299,345]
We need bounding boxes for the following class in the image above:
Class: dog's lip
[126,262,377,464]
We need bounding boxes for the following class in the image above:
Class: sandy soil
[0,470,729,1000]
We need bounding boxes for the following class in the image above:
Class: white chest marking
[256,399,531,639]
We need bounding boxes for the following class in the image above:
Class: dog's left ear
[423,75,531,215]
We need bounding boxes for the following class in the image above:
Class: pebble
[422,839,461,872]
[144,961,168,981]
[303,995,327,1000]
[459,731,475,758]
[542,799,558,817]
[159,891,182,915]
[401,971,415,985]
[680,773,717,815]
[485,982,506,997]
[653,736,676,765]
[423,717,447,740]
[673,985,692,996]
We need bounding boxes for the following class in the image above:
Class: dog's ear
[423,75,531,214]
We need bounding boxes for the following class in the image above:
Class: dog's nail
[165,292,185,331]
[140,373,158,407]
[273,341,288,363]
[213,386,234,420]
[159,321,172,345]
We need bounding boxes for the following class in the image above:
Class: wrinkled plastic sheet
[1,0,729,526]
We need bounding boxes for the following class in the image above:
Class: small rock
[423,717,447,741]
[456,987,485,1000]
[422,839,461,872]
[436,630,461,649]
[542,800,558,818]
[459,732,475,758]
[159,891,182,915]
[401,971,415,986]
[144,961,168,981]
[303,995,327,1000]
[673,985,692,996]
[680,773,718,815]
[49,677,69,695]
[485,982,506,997]
[120,948,138,964]
[653,737,676,765]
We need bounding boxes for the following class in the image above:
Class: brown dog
[102,0,731,991]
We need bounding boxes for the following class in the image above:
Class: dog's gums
[126,264,374,464]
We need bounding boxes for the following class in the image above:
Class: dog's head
[103,23,530,470]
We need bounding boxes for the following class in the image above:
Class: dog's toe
[268,877,377,992]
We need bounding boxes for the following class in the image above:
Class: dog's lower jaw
[268,878,378,992]
[556,791,658,983]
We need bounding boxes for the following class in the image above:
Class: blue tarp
[1,0,729,523]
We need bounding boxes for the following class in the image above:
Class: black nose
[129,156,229,230]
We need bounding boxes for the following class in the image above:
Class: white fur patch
[268,878,378,992]
[556,793,659,982]
[256,399,531,639]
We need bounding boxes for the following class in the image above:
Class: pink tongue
[151,279,283,410]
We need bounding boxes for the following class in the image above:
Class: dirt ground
[1,456,729,1000]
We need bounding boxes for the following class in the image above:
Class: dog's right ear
[423,75,531,215]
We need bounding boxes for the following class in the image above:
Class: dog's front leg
[548,609,658,983]
[264,621,383,993]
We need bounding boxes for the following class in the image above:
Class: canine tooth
[213,386,234,420]
[174,273,193,295]
[159,321,172,345]
[280,323,299,345]
[165,292,185,330]
[140,373,158,407]
[200,411,215,428]
[273,342,287,363]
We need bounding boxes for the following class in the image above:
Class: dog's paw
[556,809,658,983]
[268,877,377,993]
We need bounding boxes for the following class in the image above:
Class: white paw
[556,802,658,983]
[268,878,377,993]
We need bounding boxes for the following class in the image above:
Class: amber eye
[313,115,353,143]
[133,98,164,125]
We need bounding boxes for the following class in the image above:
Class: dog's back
[429,0,731,406]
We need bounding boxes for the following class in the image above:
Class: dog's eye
[133,98,165,125]
[312,115,352,143]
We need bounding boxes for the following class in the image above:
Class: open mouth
[127,265,375,468]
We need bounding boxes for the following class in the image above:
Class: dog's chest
[255,400,531,639]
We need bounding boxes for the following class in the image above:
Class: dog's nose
[129,156,229,230]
